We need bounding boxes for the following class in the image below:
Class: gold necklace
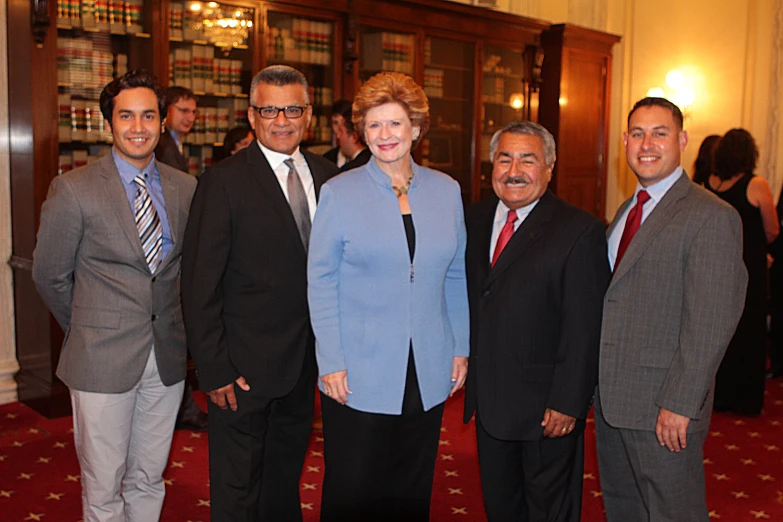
[392,171,414,197]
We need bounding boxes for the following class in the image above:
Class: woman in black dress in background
[708,129,779,415]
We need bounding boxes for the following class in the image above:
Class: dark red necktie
[491,209,518,267]
[615,190,650,271]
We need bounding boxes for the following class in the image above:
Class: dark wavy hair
[222,126,253,156]
[692,134,720,185]
[99,69,166,126]
[713,128,759,181]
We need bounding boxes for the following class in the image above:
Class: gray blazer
[599,173,748,433]
[33,154,197,393]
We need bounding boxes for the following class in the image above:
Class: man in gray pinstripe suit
[595,97,748,521]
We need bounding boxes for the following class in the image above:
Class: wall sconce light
[509,93,524,110]
[647,68,695,118]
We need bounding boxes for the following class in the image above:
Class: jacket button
[151,314,157,321]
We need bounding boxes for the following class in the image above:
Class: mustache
[503,176,529,185]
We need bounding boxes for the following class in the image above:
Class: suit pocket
[70,305,121,329]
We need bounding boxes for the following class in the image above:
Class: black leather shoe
[176,410,209,431]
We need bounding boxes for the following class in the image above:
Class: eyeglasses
[250,105,309,119]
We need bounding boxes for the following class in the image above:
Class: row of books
[57,0,144,33]
[362,32,414,74]
[266,19,333,65]
[170,48,244,95]
[306,87,334,108]
[423,68,445,99]
[57,95,248,144]
[482,76,508,104]
[58,37,128,92]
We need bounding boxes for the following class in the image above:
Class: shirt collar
[257,141,303,170]
[112,148,158,185]
[634,166,684,204]
[494,196,540,225]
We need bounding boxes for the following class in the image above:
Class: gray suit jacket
[599,173,748,433]
[33,153,197,393]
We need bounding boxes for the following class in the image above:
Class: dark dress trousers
[155,129,190,173]
[464,190,610,522]
[181,144,337,522]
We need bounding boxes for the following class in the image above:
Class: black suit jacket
[155,129,190,173]
[322,146,340,165]
[181,145,338,396]
[339,148,372,173]
[463,190,610,441]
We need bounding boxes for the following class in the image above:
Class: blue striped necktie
[133,174,164,273]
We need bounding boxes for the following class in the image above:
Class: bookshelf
[167,1,254,175]
[55,0,154,176]
[478,44,530,200]
[423,35,475,202]
[265,10,339,153]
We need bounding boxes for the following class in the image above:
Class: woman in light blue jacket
[308,72,469,522]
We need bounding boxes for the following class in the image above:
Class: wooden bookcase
[7,0,617,415]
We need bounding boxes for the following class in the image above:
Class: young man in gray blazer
[596,97,748,521]
[32,70,197,522]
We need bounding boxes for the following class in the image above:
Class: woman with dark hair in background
[692,134,720,186]
[708,128,779,415]
[221,126,254,157]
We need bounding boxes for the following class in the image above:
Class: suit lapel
[247,145,306,257]
[158,164,180,270]
[470,198,495,286]
[99,156,149,268]
[485,191,554,287]
[303,150,328,200]
[610,174,691,286]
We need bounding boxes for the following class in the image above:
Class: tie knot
[284,158,296,170]
[506,209,518,225]
[636,190,650,205]
[133,174,146,189]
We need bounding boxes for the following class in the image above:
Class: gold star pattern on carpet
[52,442,67,449]
[709,511,720,518]
[713,473,729,481]
[65,474,80,482]
[6,413,17,419]
[725,444,740,451]
[196,499,210,507]
[170,461,185,469]
[189,432,202,439]
[757,474,775,481]
[440,454,454,461]
[36,457,51,464]
[164,478,174,486]
[301,503,314,510]
[451,507,467,515]
[302,483,317,490]
[45,492,63,500]
[310,450,323,457]
[181,446,194,453]
[439,439,451,446]
[732,491,749,499]
[24,514,44,521]
[448,488,463,495]
[742,458,756,465]
[17,472,33,480]
[306,466,320,473]
[590,490,602,497]
[0,490,14,498]
[444,470,459,477]
[750,511,770,519]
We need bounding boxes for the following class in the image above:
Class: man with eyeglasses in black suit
[181,65,338,522]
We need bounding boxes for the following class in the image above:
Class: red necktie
[491,209,518,267]
[615,190,650,271]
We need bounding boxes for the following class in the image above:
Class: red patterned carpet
[1,380,782,521]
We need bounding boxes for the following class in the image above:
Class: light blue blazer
[308,157,470,414]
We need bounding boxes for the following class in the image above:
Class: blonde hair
[352,72,430,146]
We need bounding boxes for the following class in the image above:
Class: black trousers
[207,351,316,522]
[476,414,585,522]
[319,352,445,522]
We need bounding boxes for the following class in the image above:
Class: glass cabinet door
[423,36,475,202]
[56,0,154,174]
[266,11,336,154]
[479,45,528,200]
[169,1,255,174]
[358,26,416,81]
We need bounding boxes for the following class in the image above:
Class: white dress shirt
[257,141,317,222]
[608,166,684,270]
[489,198,540,263]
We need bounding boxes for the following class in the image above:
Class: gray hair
[489,121,556,167]
[249,65,309,105]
